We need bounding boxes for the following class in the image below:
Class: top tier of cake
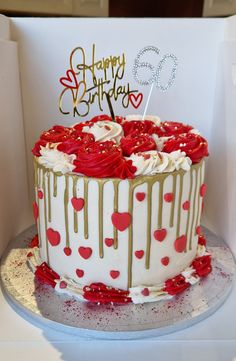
[32,114,209,179]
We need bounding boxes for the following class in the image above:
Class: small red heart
[136,192,146,202]
[174,235,187,253]
[76,269,84,278]
[135,250,144,259]
[78,246,92,259]
[63,247,72,256]
[71,197,84,212]
[141,288,149,296]
[154,228,167,242]
[161,256,170,266]
[200,184,207,197]
[164,192,174,202]
[196,225,202,235]
[182,200,190,210]
[46,228,61,246]
[60,69,78,89]
[59,281,67,289]
[105,238,114,247]
[110,270,120,279]
[111,212,132,231]
[129,92,143,109]
[38,190,43,199]
[32,201,38,221]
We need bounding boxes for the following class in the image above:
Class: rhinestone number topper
[133,46,178,91]
[133,46,178,118]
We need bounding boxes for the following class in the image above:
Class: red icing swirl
[83,282,131,304]
[32,139,48,157]
[40,125,76,143]
[164,274,190,295]
[161,121,193,136]
[73,141,136,179]
[120,134,156,156]
[192,255,212,277]
[162,133,209,163]
[57,132,95,154]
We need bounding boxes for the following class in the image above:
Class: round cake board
[0,225,235,340]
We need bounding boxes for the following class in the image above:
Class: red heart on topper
[110,270,120,279]
[136,192,146,202]
[111,212,132,231]
[71,197,84,212]
[46,228,61,246]
[174,235,187,253]
[129,92,143,109]
[60,69,78,89]
[154,228,167,242]
[135,250,144,259]
[78,246,92,259]
[105,238,114,247]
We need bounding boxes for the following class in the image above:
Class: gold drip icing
[42,168,49,264]
[176,172,184,238]
[127,183,134,288]
[189,167,199,250]
[98,182,105,258]
[113,179,120,249]
[170,173,177,227]
[72,176,78,233]
[157,179,164,229]
[47,172,51,222]
[83,179,89,239]
[145,182,153,270]
[64,175,70,248]
[185,168,193,252]
[53,173,57,197]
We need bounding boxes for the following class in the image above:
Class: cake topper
[133,46,178,119]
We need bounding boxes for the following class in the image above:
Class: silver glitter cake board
[0,225,235,340]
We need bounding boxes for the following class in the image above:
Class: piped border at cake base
[27,233,212,304]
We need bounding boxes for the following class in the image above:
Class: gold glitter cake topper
[59,44,140,117]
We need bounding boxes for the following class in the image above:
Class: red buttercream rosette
[161,121,193,136]
[40,125,77,143]
[73,141,136,179]
[162,133,209,163]
[32,139,48,157]
[192,255,212,277]
[164,274,190,295]
[122,120,161,137]
[57,132,95,154]
[73,114,125,132]
[120,134,157,156]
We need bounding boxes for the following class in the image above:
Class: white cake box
[0,14,236,259]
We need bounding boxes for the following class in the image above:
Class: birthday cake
[28,114,211,304]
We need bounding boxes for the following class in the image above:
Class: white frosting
[181,267,199,285]
[129,285,172,304]
[38,147,76,174]
[82,120,123,144]
[189,128,201,135]
[125,114,161,126]
[151,134,172,151]
[129,150,192,176]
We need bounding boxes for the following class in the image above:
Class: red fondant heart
[64,247,72,256]
[38,190,43,199]
[154,228,167,242]
[46,228,61,247]
[32,201,38,221]
[129,92,143,109]
[141,288,149,296]
[174,235,187,253]
[78,246,92,259]
[60,69,78,89]
[59,281,67,289]
[105,238,114,247]
[76,269,84,278]
[111,212,132,231]
[135,250,144,259]
[200,183,207,197]
[196,225,202,235]
[164,192,174,202]
[182,200,190,210]
[110,270,120,279]
[71,197,84,212]
[136,192,146,202]
[161,256,170,266]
